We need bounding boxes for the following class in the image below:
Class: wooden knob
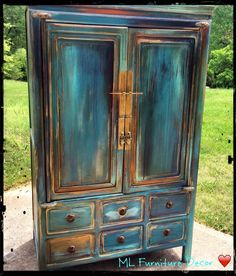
[67,245,76,253]
[118,206,128,216]
[163,229,171,236]
[66,214,76,223]
[117,235,125,244]
[166,201,173,209]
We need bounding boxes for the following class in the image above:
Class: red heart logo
[218,255,231,267]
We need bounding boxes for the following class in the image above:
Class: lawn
[4,80,233,235]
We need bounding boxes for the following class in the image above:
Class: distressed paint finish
[147,220,185,247]
[46,202,94,234]
[47,233,95,264]
[44,23,128,200]
[27,5,213,270]
[124,28,199,193]
[100,226,143,254]
[149,193,188,219]
[102,197,144,225]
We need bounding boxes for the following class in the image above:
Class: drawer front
[149,193,188,219]
[47,233,95,264]
[46,203,94,234]
[147,220,185,247]
[100,226,143,254]
[102,197,144,225]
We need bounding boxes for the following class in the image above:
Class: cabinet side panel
[26,8,47,268]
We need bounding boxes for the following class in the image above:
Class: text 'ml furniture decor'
[26,5,214,270]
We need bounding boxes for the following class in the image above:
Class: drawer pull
[117,235,125,244]
[118,206,128,216]
[163,229,171,236]
[66,214,76,223]
[166,201,173,209]
[67,245,76,253]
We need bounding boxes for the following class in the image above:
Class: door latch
[125,131,132,145]
[119,131,132,147]
[120,132,126,147]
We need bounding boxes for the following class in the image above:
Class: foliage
[207,45,233,88]
[209,5,233,52]
[3,5,26,53]
[4,47,27,81]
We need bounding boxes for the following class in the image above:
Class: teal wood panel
[147,220,185,247]
[43,23,128,200]
[102,197,143,225]
[124,28,198,193]
[59,40,113,186]
[47,204,93,234]
[100,226,143,254]
[149,193,188,219]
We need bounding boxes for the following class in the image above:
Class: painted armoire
[26,5,214,270]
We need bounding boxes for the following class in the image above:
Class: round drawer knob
[67,245,76,253]
[66,214,76,223]
[117,235,125,244]
[163,229,171,236]
[166,201,173,209]
[118,206,128,216]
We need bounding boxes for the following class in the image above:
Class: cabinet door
[43,23,128,200]
[124,28,200,193]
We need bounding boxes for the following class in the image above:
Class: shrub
[207,45,233,88]
[4,47,27,81]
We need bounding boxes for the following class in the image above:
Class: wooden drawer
[149,193,188,219]
[147,220,185,248]
[100,226,143,254]
[47,233,95,264]
[101,197,144,226]
[46,203,94,234]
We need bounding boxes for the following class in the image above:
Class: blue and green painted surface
[26,5,214,270]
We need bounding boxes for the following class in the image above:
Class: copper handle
[117,235,125,244]
[66,214,76,223]
[67,245,76,253]
[163,229,171,236]
[166,201,173,209]
[118,206,128,216]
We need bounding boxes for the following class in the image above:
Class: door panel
[124,28,199,192]
[44,23,128,200]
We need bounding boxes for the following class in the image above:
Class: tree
[3,5,26,53]
[209,5,233,53]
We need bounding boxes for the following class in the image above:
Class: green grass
[195,88,233,235]
[4,80,233,235]
[4,80,31,189]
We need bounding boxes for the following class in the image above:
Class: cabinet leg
[182,244,192,264]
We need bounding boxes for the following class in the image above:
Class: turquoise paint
[27,5,213,270]
[148,220,185,246]
[47,204,93,234]
[101,226,142,254]
[102,198,142,225]
[150,193,188,219]
[58,40,113,185]
[137,42,192,181]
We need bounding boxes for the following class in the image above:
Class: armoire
[26,5,214,270]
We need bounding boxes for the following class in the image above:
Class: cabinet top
[28,5,215,20]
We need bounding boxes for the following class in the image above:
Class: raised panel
[100,226,143,254]
[43,23,128,200]
[47,233,95,264]
[125,28,200,192]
